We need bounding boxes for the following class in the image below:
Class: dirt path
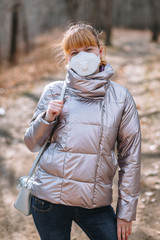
[0,29,160,240]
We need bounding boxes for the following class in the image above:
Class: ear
[65,54,71,62]
[99,46,103,58]
[65,55,69,61]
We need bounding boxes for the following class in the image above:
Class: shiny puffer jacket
[24,64,141,222]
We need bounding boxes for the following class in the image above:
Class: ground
[0,28,160,240]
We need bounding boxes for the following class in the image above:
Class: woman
[24,23,141,240]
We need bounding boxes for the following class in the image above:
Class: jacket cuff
[116,197,138,222]
[34,112,57,142]
[24,112,57,152]
[40,111,57,125]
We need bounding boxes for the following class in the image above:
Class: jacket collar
[66,64,114,99]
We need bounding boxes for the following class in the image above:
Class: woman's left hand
[117,218,132,240]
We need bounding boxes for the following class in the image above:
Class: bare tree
[64,0,79,22]
[149,0,160,42]
[90,0,101,27]
[21,3,30,53]
[9,1,21,63]
[104,0,113,46]
[0,36,2,66]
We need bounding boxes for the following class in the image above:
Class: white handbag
[14,81,67,216]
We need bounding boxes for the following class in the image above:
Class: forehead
[69,46,98,52]
[63,28,98,54]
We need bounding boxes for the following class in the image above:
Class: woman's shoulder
[43,80,64,95]
[109,80,128,93]
[108,80,133,103]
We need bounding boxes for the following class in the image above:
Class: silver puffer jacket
[24,64,141,221]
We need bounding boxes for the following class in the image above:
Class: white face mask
[68,51,101,77]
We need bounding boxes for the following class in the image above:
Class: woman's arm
[24,83,63,152]
[116,90,141,237]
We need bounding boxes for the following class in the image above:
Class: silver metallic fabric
[24,64,141,221]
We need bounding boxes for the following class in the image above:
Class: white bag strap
[28,81,67,178]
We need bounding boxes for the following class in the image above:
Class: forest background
[0,1,160,240]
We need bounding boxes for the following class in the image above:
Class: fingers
[122,224,126,240]
[48,101,63,114]
[125,224,129,240]
[129,222,132,236]
[117,222,121,240]
[117,224,127,240]
[48,106,60,115]
[48,100,64,107]
[117,219,132,240]
[45,100,64,122]
[120,225,127,240]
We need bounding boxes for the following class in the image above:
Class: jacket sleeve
[116,90,141,222]
[24,84,57,152]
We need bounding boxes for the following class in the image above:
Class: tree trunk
[22,3,30,53]
[90,0,101,28]
[150,0,160,42]
[0,31,2,66]
[105,0,113,46]
[0,42,2,66]
[64,0,79,22]
[9,2,20,63]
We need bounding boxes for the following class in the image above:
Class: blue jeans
[31,195,118,240]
